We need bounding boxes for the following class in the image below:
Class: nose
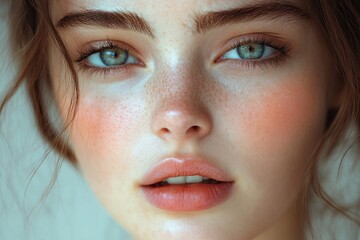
[151,98,212,143]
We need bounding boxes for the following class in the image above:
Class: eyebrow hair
[55,2,308,38]
[56,10,154,38]
[194,2,310,33]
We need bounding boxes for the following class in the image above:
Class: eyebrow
[56,10,154,38]
[194,2,310,33]
[56,2,309,37]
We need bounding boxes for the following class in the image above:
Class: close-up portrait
[0,0,359,239]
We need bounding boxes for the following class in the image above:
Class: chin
[128,215,256,240]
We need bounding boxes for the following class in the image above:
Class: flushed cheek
[66,96,141,189]
[231,78,327,199]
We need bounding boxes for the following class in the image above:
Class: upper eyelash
[214,34,291,70]
[75,41,130,63]
[74,41,136,76]
[223,35,290,59]
[233,39,288,53]
[74,35,290,76]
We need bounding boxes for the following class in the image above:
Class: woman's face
[49,0,342,239]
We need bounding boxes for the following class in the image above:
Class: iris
[100,49,129,66]
[237,43,265,59]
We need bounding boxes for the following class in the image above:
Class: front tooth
[186,175,204,183]
[166,176,186,184]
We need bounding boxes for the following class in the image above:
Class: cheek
[74,99,133,146]
[229,77,327,200]
[64,96,139,187]
[252,85,326,159]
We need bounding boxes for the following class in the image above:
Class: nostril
[159,128,171,135]
[186,125,201,135]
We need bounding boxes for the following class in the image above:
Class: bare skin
[49,0,343,239]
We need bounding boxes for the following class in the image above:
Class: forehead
[51,0,305,23]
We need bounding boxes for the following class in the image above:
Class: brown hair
[1,0,359,237]
[301,0,360,235]
[1,0,78,162]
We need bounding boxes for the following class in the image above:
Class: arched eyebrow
[194,2,310,33]
[56,10,155,38]
[56,2,309,37]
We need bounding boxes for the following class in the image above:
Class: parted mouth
[149,175,223,187]
[140,156,234,186]
[140,156,234,211]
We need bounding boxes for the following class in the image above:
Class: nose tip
[152,104,212,142]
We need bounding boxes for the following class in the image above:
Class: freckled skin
[49,0,343,239]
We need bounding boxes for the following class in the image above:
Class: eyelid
[75,40,144,66]
[214,33,290,63]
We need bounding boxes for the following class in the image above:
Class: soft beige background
[0,1,359,240]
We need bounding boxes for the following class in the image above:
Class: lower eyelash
[75,35,290,76]
[75,41,135,75]
[75,41,130,63]
[218,34,291,69]
[77,61,134,76]
[229,54,288,70]
[74,40,140,75]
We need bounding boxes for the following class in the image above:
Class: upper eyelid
[214,34,288,62]
[75,40,143,63]
[77,46,129,63]
[75,33,288,68]
[218,33,286,51]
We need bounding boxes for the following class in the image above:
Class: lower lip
[141,182,234,211]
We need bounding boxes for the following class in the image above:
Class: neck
[253,201,305,240]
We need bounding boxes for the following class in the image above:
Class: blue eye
[222,43,276,60]
[86,48,138,67]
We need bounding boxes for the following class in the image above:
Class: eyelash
[75,41,136,75]
[74,35,291,75]
[217,35,291,69]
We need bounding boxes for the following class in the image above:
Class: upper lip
[140,155,234,186]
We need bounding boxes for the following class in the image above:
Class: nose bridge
[146,63,206,111]
[155,64,202,100]
[147,65,212,143]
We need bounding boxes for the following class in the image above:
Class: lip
[140,156,234,212]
